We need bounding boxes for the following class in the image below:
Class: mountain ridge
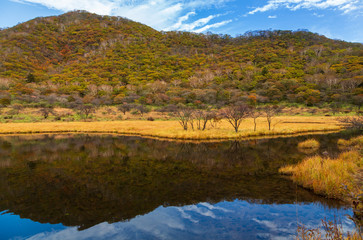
[0,11,362,107]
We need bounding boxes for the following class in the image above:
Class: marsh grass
[279,151,361,199]
[338,136,363,150]
[297,219,362,240]
[298,139,320,148]
[281,135,363,227]
[298,139,320,153]
[0,116,341,140]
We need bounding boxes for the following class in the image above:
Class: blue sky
[0,0,362,42]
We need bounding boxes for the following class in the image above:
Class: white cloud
[310,25,334,38]
[15,0,116,15]
[13,0,233,32]
[199,202,233,212]
[164,11,196,30]
[112,0,184,29]
[248,0,363,15]
[268,15,277,18]
[313,12,324,17]
[194,20,232,33]
[173,14,222,31]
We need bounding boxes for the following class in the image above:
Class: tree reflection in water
[0,132,358,230]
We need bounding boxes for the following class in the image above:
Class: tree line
[158,103,283,132]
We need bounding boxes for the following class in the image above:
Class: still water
[0,132,359,239]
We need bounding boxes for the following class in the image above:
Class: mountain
[0,10,362,107]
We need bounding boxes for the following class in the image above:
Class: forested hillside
[0,10,362,108]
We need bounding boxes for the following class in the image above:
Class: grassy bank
[0,116,341,140]
[280,135,363,222]
[280,151,361,199]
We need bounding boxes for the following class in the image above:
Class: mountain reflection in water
[0,132,359,239]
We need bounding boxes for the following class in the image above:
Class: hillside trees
[0,11,361,109]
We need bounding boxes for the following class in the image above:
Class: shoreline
[0,116,343,142]
[0,129,342,143]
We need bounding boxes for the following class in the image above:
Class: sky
[0,0,362,42]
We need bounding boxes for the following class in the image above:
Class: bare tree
[337,116,363,129]
[135,105,150,117]
[175,106,194,130]
[194,110,215,130]
[210,111,222,129]
[117,102,133,115]
[77,104,96,119]
[39,106,55,119]
[262,105,283,130]
[222,104,251,133]
[250,107,261,131]
[189,114,195,130]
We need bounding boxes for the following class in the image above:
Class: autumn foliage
[0,11,362,109]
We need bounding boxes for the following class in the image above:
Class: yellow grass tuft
[338,135,363,150]
[279,151,362,200]
[298,138,320,149]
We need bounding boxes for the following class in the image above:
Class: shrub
[298,139,320,149]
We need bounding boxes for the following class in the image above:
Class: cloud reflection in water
[25,200,354,240]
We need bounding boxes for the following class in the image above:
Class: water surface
[0,132,359,239]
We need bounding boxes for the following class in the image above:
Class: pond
[0,131,360,239]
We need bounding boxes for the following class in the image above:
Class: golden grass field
[0,116,342,140]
